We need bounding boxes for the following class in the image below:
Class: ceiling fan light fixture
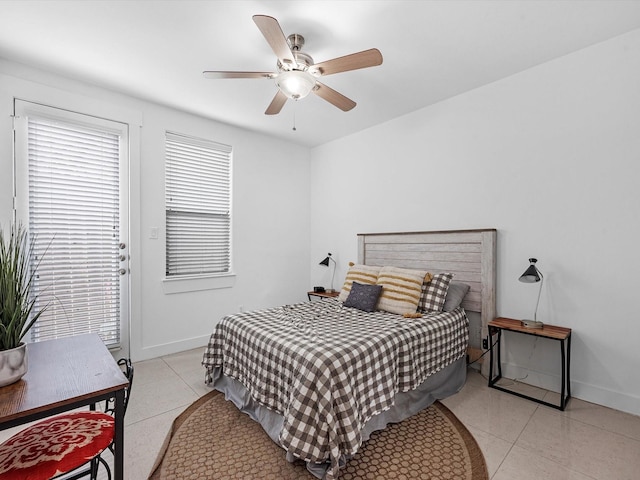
[275,70,317,100]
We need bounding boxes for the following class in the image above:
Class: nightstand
[488,317,572,410]
[307,290,340,301]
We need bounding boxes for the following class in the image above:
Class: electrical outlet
[482,338,489,350]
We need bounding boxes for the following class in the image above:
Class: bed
[203,229,496,479]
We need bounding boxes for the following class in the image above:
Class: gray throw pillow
[443,282,471,312]
[344,281,383,312]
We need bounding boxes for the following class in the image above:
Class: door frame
[12,98,134,358]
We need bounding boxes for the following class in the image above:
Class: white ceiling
[2,1,640,147]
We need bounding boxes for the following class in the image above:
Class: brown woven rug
[149,390,488,480]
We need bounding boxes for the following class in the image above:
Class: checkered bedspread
[203,298,468,479]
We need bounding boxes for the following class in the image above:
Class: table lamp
[319,253,337,293]
[519,258,544,329]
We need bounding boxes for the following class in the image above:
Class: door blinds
[27,116,121,347]
[165,132,232,277]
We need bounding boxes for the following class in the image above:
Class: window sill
[162,273,236,294]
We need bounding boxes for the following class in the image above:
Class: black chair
[69,358,135,480]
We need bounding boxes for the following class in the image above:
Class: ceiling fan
[203,15,383,115]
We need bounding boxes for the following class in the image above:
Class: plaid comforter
[203,298,468,479]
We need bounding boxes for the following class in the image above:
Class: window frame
[163,131,234,294]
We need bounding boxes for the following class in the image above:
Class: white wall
[0,59,311,362]
[309,29,640,415]
[2,26,639,415]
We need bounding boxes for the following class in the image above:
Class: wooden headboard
[357,229,497,358]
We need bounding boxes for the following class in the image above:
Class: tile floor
[3,347,640,479]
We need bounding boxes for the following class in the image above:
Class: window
[165,132,232,277]
[16,105,128,348]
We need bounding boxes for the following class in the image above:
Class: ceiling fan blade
[313,82,356,112]
[265,90,288,115]
[311,48,383,76]
[253,15,296,67]
[203,71,274,79]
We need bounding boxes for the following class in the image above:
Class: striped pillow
[376,266,433,315]
[419,272,454,313]
[338,264,382,302]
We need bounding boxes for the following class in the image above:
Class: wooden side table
[307,290,340,301]
[488,317,572,410]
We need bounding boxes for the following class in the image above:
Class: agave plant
[0,223,46,351]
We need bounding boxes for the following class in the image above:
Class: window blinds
[165,132,231,276]
[27,116,121,347]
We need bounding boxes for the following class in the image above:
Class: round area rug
[148,390,488,480]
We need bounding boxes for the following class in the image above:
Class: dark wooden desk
[0,333,129,479]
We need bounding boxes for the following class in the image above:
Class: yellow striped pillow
[376,266,433,315]
[338,264,382,302]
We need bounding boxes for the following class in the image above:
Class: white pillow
[376,266,432,315]
[338,264,382,302]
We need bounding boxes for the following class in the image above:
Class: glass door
[13,100,130,357]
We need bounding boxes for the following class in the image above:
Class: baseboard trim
[501,362,640,416]
[136,335,211,362]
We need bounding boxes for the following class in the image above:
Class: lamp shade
[319,253,336,267]
[519,258,541,283]
[275,70,317,99]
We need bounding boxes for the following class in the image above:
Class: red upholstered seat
[0,411,114,480]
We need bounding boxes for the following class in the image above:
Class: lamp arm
[533,270,544,322]
[330,257,336,292]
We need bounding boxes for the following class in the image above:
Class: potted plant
[0,223,47,387]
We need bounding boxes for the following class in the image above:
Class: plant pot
[0,343,28,387]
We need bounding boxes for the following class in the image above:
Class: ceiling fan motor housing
[276,34,314,71]
[287,33,304,51]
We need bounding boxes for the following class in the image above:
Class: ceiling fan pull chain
[292,100,297,131]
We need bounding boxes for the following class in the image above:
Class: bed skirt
[208,356,467,479]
